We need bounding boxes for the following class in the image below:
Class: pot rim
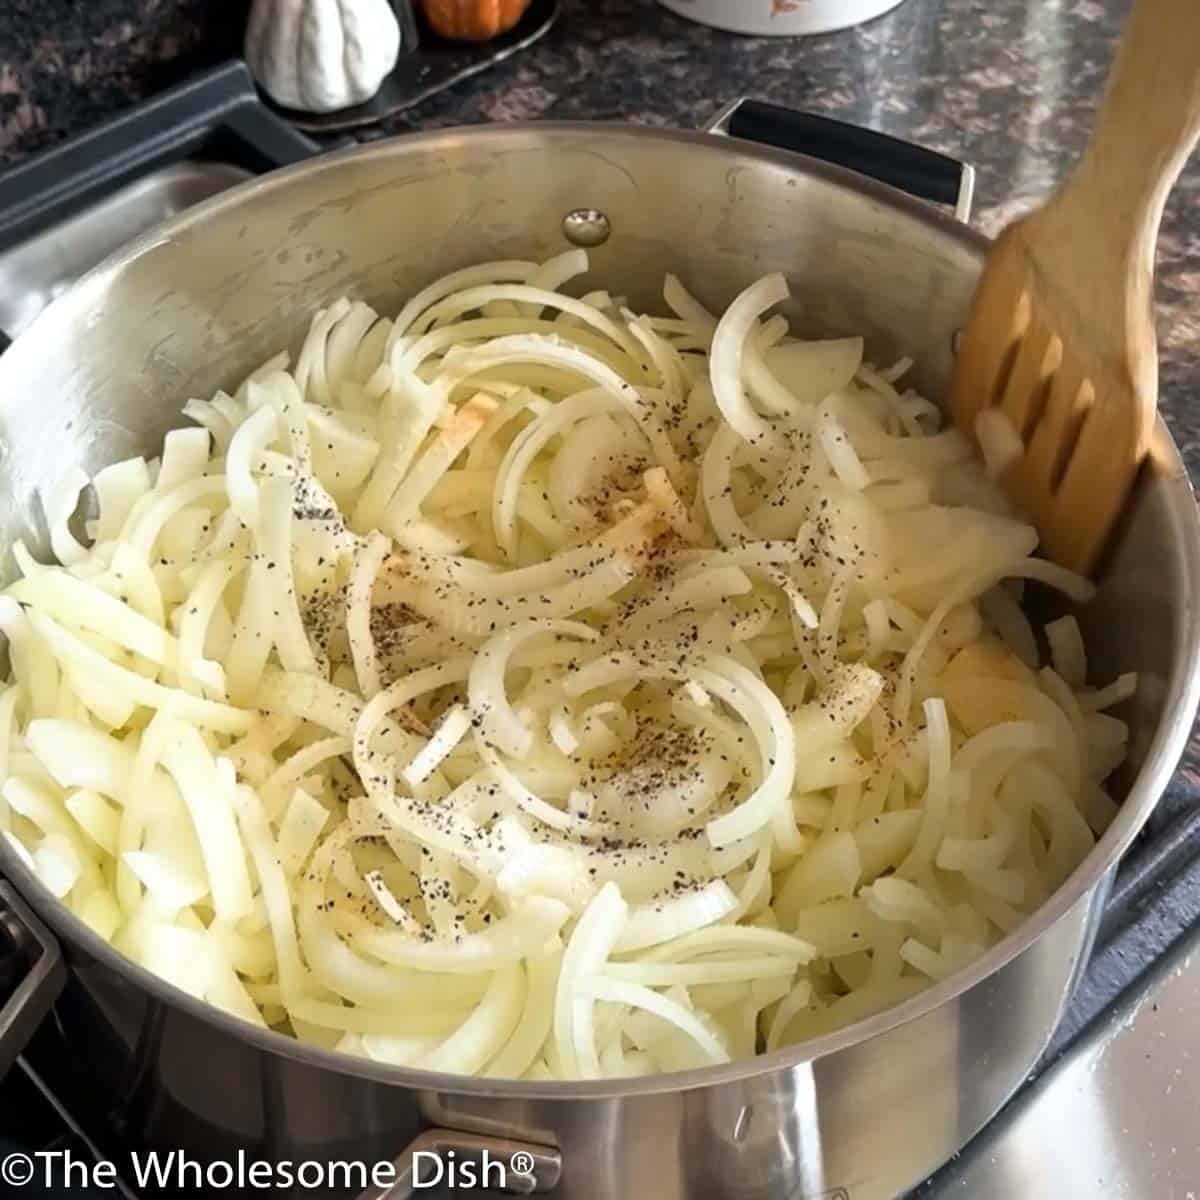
[3,119,1199,1101]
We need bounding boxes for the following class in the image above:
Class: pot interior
[0,122,1196,1078]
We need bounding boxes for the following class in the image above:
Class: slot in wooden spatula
[950,0,1200,576]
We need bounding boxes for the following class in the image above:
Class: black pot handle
[706,98,976,223]
[0,882,66,1079]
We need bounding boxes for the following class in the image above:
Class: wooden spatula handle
[950,0,1197,575]
[1072,0,1200,268]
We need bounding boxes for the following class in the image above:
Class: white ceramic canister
[657,0,907,36]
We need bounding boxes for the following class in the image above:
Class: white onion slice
[493,389,624,557]
[1045,615,1087,688]
[709,274,790,454]
[346,532,392,698]
[438,335,686,487]
[663,274,717,335]
[614,881,738,953]
[44,467,91,566]
[94,457,154,540]
[403,704,472,787]
[122,849,207,912]
[554,882,628,1078]
[27,611,251,734]
[226,405,278,528]
[585,977,729,1065]
[470,620,597,760]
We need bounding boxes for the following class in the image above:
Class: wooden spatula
[949,0,1200,576]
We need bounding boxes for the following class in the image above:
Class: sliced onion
[403,704,472,786]
[494,389,624,557]
[709,274,790,455]
[614,880,738,953]
[554,882,628,1078]
[94,457,154,539]
[226,405,278,528]
[44,467,91,566]
[122,849,207,912]
[346,532,392,698]
[27,611,251,734]
[384,391,498,534]
[355,896,570,973]
[663,274,717,336]
[1045,615,1087,688]
[585,978,729,1066]
[417,964,525,1075]
[470,620,597,759]
[389,259,537,343]
[438,335,685,487]
[0,256,1127,1084]
[484,951,561,1078]
[276,787,330,875]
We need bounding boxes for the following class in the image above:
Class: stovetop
[2,59,1200,1200]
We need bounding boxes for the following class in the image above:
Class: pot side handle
[360,1129,562,1199]
[706,98,976,224]
[0,882,66,1079]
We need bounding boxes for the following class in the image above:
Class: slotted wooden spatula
[949,0,1200,576]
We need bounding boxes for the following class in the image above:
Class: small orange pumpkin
[419,0,533,41]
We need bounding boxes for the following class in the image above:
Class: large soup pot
[0,98,1198,1200]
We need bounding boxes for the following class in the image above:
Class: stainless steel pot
[0,98,1197,1200]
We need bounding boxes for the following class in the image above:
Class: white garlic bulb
[246,0,402,114]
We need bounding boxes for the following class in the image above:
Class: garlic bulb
[246,0,402,114]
